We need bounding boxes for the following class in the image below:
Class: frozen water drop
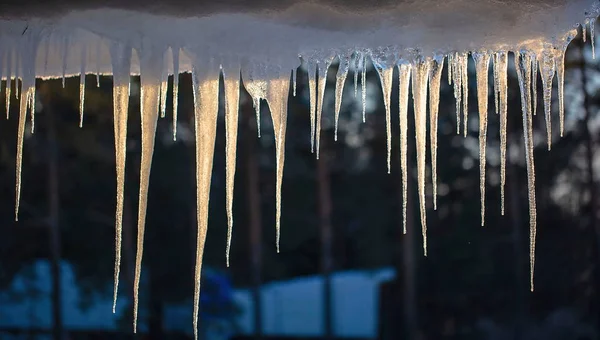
[429,56,444,210]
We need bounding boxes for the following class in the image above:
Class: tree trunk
[45,90,63,340]
[317,138,334,340]
[245,103,264,339]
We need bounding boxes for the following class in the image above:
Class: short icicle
[495,52,508,216]
[159,49,170,118]
[429,56,444,210]
[79,44,87,128]
[372,51,396,174]
[265,69,290,254]
[460,52,469,137]
[132,43,164,333]
[514,51,537,292]
[411,58,430,255]
[96,40,101,87]
[539,50,555,150]
[361,54,367,123]
[6,48,12,119]
[531,52,538,116]
[398,63,411,234]
[223,60,241,268]
[473,52,490,226]
[354,51,360,98]
[451,53,462,134]
[334,53,350,142]
[191,57,221,340]
[315,57,333,159]
[591,19,596,59]
[308,60,317,153]
[172,47,180,141]
[292,67,297,97]
[109,41,132,313]
[493,53,499,115]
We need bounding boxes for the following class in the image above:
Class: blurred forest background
[0,22,600,340]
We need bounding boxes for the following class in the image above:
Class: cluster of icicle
[2,17,596,337]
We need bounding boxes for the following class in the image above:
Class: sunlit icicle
[132,44,164,333]
[429,57,444,210]
[398,63,411,234]
[460,52,469,137]
[223,60,241,268]
[6,49,12,118]
[372,51,396,174]
[592,19,596,59]
[556,29,577,137]
[191,59,220,340]
[15,55,20,100]
[361,54,367,123]
[411,58,430,256]
[451,53,462,134]
[531,53,538,116]
[79,44,87,128]
[539,50,555,150]
[493,53,499,115]
[241,63,266,138]
[159,50,169,119]
[496,51,508,216]
[514,51,537,292]
[448,53,453,85]
[334,54,350,142]
[473,52,490,226]
[308,60,317,153]
[354,52,360,98]
[109,41,132,313]
[15,30,39,222]
[61,36,69,88]
[172,47,180,141]
[292,67,297,96]
[315,57,333,159]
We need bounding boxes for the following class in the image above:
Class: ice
[292,67,297,97]
[539,49,556,150]
[109,41,132,313]
[354,52,359,99]
[411,58,430,256]
[334,53,350,142]
[190,56,220,340]
[495,51,508,216]
[398,63,411,234]
[372,48,396,174]
[532,52,538,116]
[307,60,317,153]
[460,53,469,137]
[555,29,578,137]
[223,59,241,267]
[429,56,444,210]
[473,52,490,226]
[5,49,12,119]
[79,44,87,128]
[592,19,596,59]
[172,47,180,141]
[315,55,334,159]
[159,50,169,119]
[450,53,462,134]
[361,54,368,123]
[133,42,163,333]
[514,51,537,292]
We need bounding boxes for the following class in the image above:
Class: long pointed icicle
[315,58,332,159]
[429,57,444,210]
[133,44,163,333]
[495,52,508,216]
[451,53,461,134]
[354,52,360,98]
[172,47,180,141]
[334,54,350,141]
[398,63,411,234]
[411,59,430,256]
[555,49,566,137]
[79,44,87,128]
[514,51,537,292]
[460,52,469,137]
[361,54,367,123]
[539,50,555,150]
[531,52,538,116]
[473,52,490,226]
[308,60,317,153]
[159,49,169,119]
[493,53,499,116]
[109,41,132,313]
[267,70,290,254]
[191,59,220,340]
[223,60,241,268]
[15,32,39,222]
[373,53,395,174]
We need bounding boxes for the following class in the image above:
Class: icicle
[361,54,367,123]
[354,52,360,98]
[334,54,350,142]
[308,60,317,153]
[79,44,87,128]
[411,58,430,256]
[61,36,69,88]
[190,58,220,340]
[15,55,21,100]
[592,19,596,59]
[315,57,333,159]
[460,52,469,137]
[242,63,266,138]
[292,67,297,97]
[448,53,453,85]
[223,60,241,268]
[15,29,39,222]
[493,53,499,115]
[398,63,411,234]
[473,52,490,226]
[159,50,169,119]
[539,50,555,150]
[6,48,12,119]
[372,50,396,173]
[496,52,508,216]
[531,53,538,116]
[172,47,180,141]
[514,51,537,292]
[96,40,101,87]
[583,21,587,42]
[109,41,132,313]
[451,53,462,134]
[265,70,290,254]
[429,57,444,210]
[132,43,164,334]
[556,29,577,137]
